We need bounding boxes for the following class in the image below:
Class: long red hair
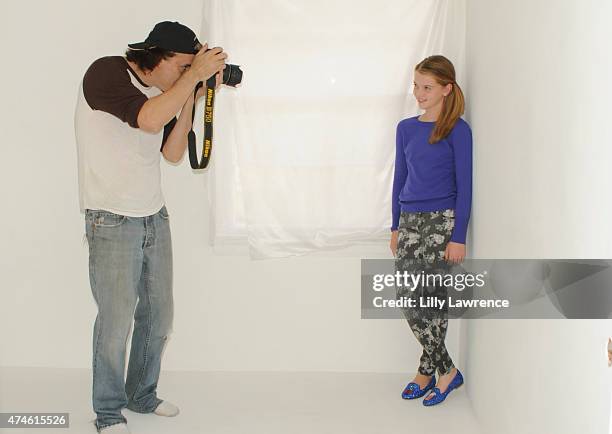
[414,55,465,144]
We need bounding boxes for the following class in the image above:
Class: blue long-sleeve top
[391,116,473,244]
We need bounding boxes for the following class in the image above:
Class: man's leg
[125,206,174,414]
[86,210,144,431]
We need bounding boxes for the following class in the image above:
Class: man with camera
[74,21,227,434]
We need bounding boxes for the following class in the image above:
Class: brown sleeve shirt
[82,56,177,148]
[75,56,177,216]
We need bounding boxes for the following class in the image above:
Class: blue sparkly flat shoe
[401,375,436,399]
[422,369,464,406]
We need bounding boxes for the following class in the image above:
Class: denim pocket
[90,211,127,228]
[159,206,170,220]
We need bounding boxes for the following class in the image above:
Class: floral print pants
[395,209,456,376]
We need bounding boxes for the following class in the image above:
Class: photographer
[74,21,227,434]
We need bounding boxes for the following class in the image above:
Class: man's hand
[444,241,466,264]
[189,44,227,84]
[195,71,222,100]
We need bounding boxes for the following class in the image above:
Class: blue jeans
[85,206,173,431]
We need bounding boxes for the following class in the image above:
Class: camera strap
[187,76,216,169]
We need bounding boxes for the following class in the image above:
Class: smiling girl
[390,55,473,406]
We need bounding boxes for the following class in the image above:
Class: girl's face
[412,70,452,112]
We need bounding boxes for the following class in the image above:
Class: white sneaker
[153,400,180,417]
[100,423,130,433]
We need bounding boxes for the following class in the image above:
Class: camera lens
[222,64,243,87]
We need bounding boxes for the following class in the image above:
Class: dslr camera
[202,48,243,88]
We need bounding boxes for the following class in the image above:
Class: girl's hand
[444,241,465,264]
[390,230,399,257]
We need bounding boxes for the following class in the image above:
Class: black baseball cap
[128,21,201,54]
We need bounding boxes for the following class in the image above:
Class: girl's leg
[419,209,456,376]
[397,210,456,377]
[396,211,436,377]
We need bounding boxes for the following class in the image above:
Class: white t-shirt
[74,56,177,217]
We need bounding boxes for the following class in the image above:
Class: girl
[390,55,472,406]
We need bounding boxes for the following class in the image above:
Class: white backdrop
[205,0,467,258]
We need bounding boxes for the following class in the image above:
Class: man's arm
[161,73,221,163]
[138,45,227,134]
[137,70,200,134]
[160,92,196,163]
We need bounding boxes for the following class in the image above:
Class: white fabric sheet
[201,0,465,258]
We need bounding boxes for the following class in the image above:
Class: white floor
[0,368,482,434]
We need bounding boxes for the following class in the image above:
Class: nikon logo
[204,139,211,156]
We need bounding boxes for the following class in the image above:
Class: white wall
[465,0,612,432]
[0,1,462,373]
